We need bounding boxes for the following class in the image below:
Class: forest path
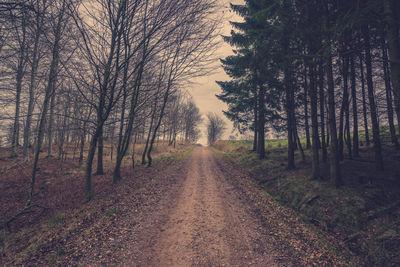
[56,147,352,266]
[144,147,279,266]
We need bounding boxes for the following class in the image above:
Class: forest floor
[2,146,361,266]
[212,136,400,266]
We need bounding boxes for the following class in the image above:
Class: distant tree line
[0,0,216,212]
[218,0,400,186]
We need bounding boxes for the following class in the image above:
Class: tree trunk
[79,123,86,165]
[309,63,320,179]
[381,29,399,148]
[384,0,400,137]
[327,51,341,186]
[325,102,330,146]
[362,25,384,171]
[318,62,327,162]
[285,70,295,169]
[294,117,305,162]
[113,41,146,182]
[27,3,64,205]
[323,6,342,185]
[47,92,56,157]
[303,68,311,149]
[58,105,68,160]
[338,56,350,160]
[292,127,298,151]
[84,124,102,201]
[344,56,352,159]
[132,132,137,169]
[253,90,258,152]
[142,106,156,165]
[350,55,359,157]
[24,7,42,159]
[95,127,104,175]
[12,62,23,157]
[257,85,266,160]
[147,89,171,167]
[345,104,352,159]
[360,53,370,146]
[11,14,27,157]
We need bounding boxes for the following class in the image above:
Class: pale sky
[188,0,243,145]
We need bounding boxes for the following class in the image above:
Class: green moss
[47,213,64,227]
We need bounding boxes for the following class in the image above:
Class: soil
[138,147,280,266]
[4,147,359,266]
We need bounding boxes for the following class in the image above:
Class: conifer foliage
[218,0,400,185]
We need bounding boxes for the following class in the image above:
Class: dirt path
[45,147,355,266]
[148,147,279,266]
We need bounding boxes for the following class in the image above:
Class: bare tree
[23,0,48,159]
[28,0,72,206]
[207,112,226,145]
[182,97,202,143]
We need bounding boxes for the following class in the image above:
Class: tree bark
[318,61,327,162]
[27,2,65,206]
[362,25,384,171]
[84,123,102,201]
[142,104,156,165]
[384,0,400,137]
[253,89,258,152]
[325,102,330,146]
[327,50,341,186]
[95,127,104,175]
[323,2,342,185]
[80,0,127,198]
[147,88,171,167]
[338,56,349,160]
[257,85,266,159]
[79,123,86,165]
[58,104,68,160]
[132,132,137,169]
[360,53,370,146]
[381,28,399,148]
[344,56,352,159]
[47,91,56,157]
[350,55,359,157]
[285,70,295,169]
[24,2,43,159]
[303,67,311,149]
[294,116,305,162]
[12,14,27,157]
[309,63,320,179]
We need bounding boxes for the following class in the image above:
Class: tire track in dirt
[147,147,280,266]
[61,147,295,266]
[19,146,356,266]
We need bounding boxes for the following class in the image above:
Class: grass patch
[153,144,195,163]
[34,243,47,251]
[104,207,118,217]
[47,213,64,227]
[56,249,66,256]
[212,136,400,266]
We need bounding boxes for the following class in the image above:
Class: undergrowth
[212,137,400,266]
[0,143,196,265]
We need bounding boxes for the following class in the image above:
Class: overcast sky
[187,1,243,145]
